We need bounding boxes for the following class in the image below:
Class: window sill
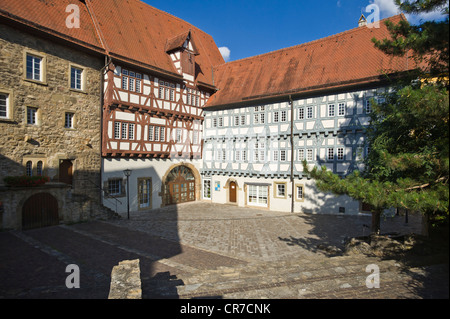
[69,88,87,94]
[23,78,48,86]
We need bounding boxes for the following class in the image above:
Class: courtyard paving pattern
[0,202,448,299]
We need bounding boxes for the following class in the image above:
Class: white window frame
[203,179,212,199]
[337,147,344,161]
[338,103,346,116]
[307,106,313,119]
[70,65,83,91]
[0,91,11,120]
[26,107,38,125]
[327,148,334,161]
[328,104,335,117]
[247,184,268,207]
[25,53,43,82]
[64,112,75,129]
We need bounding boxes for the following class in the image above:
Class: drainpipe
[289,95,294,214]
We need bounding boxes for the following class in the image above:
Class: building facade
[0,2,110,229]
[201,14,413,215]
[0,0,415,228]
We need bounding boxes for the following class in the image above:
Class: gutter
[289,95,294,214]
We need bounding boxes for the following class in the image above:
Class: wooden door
[165,166,196,205]
[59,159,73,185]
[229,181,237,203]
[22,193,59,230]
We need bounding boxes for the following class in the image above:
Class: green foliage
[372,0,449,78]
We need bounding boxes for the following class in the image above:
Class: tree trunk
[371,209,382,234]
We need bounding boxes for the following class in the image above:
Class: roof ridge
[217,14,406,67]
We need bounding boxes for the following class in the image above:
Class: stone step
[148,255,403,298]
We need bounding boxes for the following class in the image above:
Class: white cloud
[219,46,231,62]
[370,0,447,23]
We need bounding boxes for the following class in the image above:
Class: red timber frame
[101,61,211,159]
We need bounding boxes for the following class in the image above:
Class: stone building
[0,0,113,229]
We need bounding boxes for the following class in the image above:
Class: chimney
[358,14,367,27]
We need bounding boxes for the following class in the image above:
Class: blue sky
[145,0,448,62]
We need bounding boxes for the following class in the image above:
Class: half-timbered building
[201,15,417,214]
[95,0,224,212]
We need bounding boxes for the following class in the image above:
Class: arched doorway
[22,193,59,230]
[164,165,196,205]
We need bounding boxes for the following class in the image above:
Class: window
[234,116,239,126]
[280,150,287,162]
[148,125,154,141]
[108,178,122,196]
[307,149,313,161]
[0,93,9,119]
[218,117,223,127]
[70,66,83,90]
[176,128,182,143]
[254,107,265,124]
[36,161,43,176]
[298,149,305,161]
[27,107,38,125]
[275,183,286,198]
[296,185,304,201]
[328,104,335,117]
[122,69,142,93]
[114,122,120,139]
[338,103,346,116]
[273,112,279,123]
[26,54,42,81]
[160,127,165,142]
[273,150,279,162]
[121,122,128,139]
[247,184,268,207]
[154,125,159,141]
[281,110,287,122]
[65,112,74,128]
[26,161,33,176]
[212,118,217,128]
[307,106,313,119]
[235,150,240,162]
[242,150,247,162]
[327,148,334,161]
[298,107,304,120]
[128,123,135,140]
[138,178,152,209]
[203,179,211,199]
[365,100,372,114]
[337,147,344,161]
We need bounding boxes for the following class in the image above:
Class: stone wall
[0,23,109,228]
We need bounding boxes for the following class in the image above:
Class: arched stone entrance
[22,192,59,230]
[162,164,200,206]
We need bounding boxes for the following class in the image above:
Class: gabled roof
[0,0,224,86]
[165,30,199,55]
[206,14,417,108]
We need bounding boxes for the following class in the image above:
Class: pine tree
[304,0,449,234]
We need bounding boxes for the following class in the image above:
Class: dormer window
[165,30,199,77]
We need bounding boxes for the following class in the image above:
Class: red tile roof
[206,14,418,108]
[0,0,103,52]
[0,0,224,86]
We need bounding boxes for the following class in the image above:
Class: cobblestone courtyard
[0,202,448,299]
